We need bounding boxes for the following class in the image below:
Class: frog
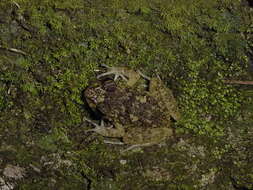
[95,64,181,121]
[84,65,180,150]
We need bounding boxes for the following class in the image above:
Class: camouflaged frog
[84,65,180,149]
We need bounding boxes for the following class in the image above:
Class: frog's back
[98,83,171,128]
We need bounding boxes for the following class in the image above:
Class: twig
[224,80,253,85]
[0,46,27,55]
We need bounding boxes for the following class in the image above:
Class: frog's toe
[83,116,101,127]
[100,63,110,68]
[113,73,128,81]
[137,70,151,80]
[97,70,114,79]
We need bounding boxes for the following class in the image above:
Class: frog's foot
[83,117,111,135]
[83,116,125,137]
[97,64,128,81]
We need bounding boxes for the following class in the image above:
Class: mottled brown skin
[148,77,181,121]
[84,66,180,145]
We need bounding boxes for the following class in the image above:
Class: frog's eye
[84,89,93,98]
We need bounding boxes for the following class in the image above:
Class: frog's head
[84,82,106,109]
[84,79,117,109]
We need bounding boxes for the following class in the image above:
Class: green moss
[38,127,71,152]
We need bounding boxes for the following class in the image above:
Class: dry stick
[0,46,27,55]
[223,80,253,85]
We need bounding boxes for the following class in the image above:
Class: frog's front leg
[83,117,125,138]
[97,64,128,82]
